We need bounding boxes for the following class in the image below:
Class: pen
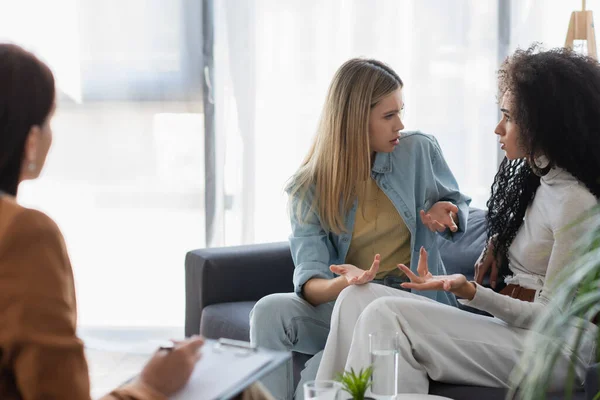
[217,338,257,352]
[158,340,176,352]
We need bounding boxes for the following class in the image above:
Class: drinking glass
[303,380,343,400]
[369,331,400,397]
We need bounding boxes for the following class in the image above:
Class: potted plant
[508,205,600,399]
[335,366,375,400]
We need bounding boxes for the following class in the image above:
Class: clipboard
[169,338,290,400]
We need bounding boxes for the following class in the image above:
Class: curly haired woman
[317,46,600,394]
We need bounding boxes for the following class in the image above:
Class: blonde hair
[288,58,403,234]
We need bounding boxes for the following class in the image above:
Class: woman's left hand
[398,247,476,300]
[420,201,459,232]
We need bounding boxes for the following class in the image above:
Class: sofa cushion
[438,207,487,281]
[429,382,584,399]
[429,381,506,400]
[200,301,256,341]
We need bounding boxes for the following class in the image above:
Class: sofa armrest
[586,362,600,400]
[185,241,294,336]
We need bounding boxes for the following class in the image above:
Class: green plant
[508,204,600,400]
[335,366,374,400]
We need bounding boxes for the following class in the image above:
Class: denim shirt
[288,132,472,306]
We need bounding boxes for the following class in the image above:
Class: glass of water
[303,380,343,400]
[369,331,400,397]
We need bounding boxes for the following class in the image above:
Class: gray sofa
[185,208,595,399]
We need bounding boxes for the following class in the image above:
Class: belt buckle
[383,275,409,291]
[383,275,400,288]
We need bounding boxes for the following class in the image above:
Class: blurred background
[0,0,590,333]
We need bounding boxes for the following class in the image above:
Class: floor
[80,326,184,399]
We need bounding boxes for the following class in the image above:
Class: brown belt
[501,284,600,325]
[499,284,536,302]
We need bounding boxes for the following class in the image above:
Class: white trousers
[316,283,596,394]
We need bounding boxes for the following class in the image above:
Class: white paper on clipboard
[169,341,273,400]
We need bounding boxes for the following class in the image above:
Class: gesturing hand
[420,201,459,233]
[330,254,380,285]
[398,247,476,300]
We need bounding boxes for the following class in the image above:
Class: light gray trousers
[317,284,597,394]
[249,293,334,400]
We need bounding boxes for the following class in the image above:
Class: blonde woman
[249,58,471,399]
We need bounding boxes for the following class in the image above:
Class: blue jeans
[249,293,334,400]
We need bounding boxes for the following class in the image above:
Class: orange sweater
[0,195,164,400]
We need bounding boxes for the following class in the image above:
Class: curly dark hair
[486,45,600,287]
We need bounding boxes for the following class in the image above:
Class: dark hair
[0,43,55,195]
[487,45,600,286]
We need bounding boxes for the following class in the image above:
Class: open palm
[330,254,380,285]
[398,247,467,292]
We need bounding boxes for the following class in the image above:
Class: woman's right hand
[138,335,205,396]
[329,254,380,285]
[474,237,499,288]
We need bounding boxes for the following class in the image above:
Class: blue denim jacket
[288,132,471,306]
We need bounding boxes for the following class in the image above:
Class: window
[1,0,205,328]
[214,0,500,245]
